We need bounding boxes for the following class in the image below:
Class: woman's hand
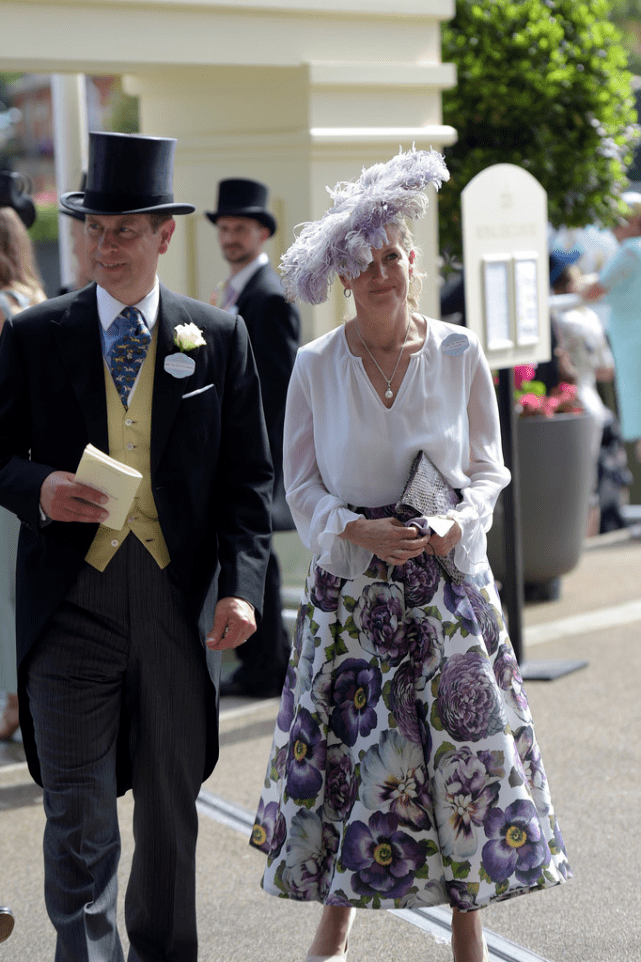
[427,520,462,557]
[340,516,430,565]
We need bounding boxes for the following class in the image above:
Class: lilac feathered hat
[280,147,449,305]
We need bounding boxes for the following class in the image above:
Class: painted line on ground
[196,790,550,962]
[218,697,281,723]
[523,598,641,647]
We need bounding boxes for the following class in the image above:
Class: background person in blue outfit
[586,224,641,460]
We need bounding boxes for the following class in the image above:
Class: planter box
[487,411,595,584]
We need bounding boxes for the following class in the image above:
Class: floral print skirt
[250,514,571,911]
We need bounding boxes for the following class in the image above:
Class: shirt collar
[226,251,269,297]
[96,279,160,332]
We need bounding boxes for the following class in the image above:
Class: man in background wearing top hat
[207,178,299,699]
[0,132,272,962]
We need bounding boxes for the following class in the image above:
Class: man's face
[216,216,269,270]
[85,213,175,304]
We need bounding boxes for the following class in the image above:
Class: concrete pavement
[2,528,640,961]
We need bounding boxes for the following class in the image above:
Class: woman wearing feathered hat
[250,149,571,962]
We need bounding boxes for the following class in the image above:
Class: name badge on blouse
[164,353,196,378]
[442,332,470,357]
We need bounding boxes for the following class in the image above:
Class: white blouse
[283,318,511,580]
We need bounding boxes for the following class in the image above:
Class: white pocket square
[181,384,214,400]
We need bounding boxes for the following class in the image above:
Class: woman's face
[341,225,413,313]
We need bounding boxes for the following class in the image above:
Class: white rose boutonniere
[174,323,207,352]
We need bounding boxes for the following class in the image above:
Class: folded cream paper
[74,443,143,530]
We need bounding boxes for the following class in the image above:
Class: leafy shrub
[440,0,639,264]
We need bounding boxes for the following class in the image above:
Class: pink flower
[518,394,546,416]
[514,365,537,390]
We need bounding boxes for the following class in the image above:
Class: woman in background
[0,204,46,739]
[586,209,641,460]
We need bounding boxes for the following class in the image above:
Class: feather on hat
[280,147,449,304]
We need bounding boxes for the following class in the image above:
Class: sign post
[462,164,587,679]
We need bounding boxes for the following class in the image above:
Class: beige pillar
[51,74,88,288]
[126,62,456,342]
[1,0,457,339]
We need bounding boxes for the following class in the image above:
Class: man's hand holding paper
[40,470,109,524]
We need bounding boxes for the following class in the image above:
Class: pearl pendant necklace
[355,317,412,399]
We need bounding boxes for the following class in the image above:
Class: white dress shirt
[283,318,511,580]
[220,252,269,314]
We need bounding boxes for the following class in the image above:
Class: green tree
[608,0,641,73]
[103,77,139,134]
[440,0,639,264]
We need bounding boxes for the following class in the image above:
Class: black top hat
[59,172,87,222]
[60,132,195,217]
[205,178,276,236]
[0,170,36,229]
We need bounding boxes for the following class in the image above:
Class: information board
[462,165,550,369]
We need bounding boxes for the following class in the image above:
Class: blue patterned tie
[106,306,151,408]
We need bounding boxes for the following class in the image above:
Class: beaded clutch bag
[395,451,466,584]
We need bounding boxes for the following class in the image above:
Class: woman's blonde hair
[395,220,424,310]
[0,206,45,298]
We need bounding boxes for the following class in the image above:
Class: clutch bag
[395,451,466,583]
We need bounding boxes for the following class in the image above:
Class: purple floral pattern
[463,585,502,655]
[342,811,426,900]
[393,552,441,607]
[493,644,529,717]
[389,661,431,749]
[437,652,507,742]
[482,799,552,886]
[251,799,286,857]
[310,567,344,612]
[286,708,326,800]
[513,725,550,810]
[330,658,382,747]
[253,526,571,909]
[360,730,433,830]
[353,583,408,665]
[282,810,340,901]
[324,745,358,822]
[433,747,501,860]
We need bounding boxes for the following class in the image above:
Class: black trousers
[232,547,290,694]
[25,537,212,962]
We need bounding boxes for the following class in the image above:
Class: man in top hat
[0,132,272,962]
[206,178,299,699]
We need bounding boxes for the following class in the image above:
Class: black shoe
[0,908,14,943]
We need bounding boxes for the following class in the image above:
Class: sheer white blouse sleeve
[283,322,510,580]
[283,355,372,578]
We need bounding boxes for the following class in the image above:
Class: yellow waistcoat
[85,328,170,572]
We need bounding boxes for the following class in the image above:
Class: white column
[51,74,88,290]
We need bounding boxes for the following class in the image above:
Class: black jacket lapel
[151,286,195,474]
[53,284,109,452]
